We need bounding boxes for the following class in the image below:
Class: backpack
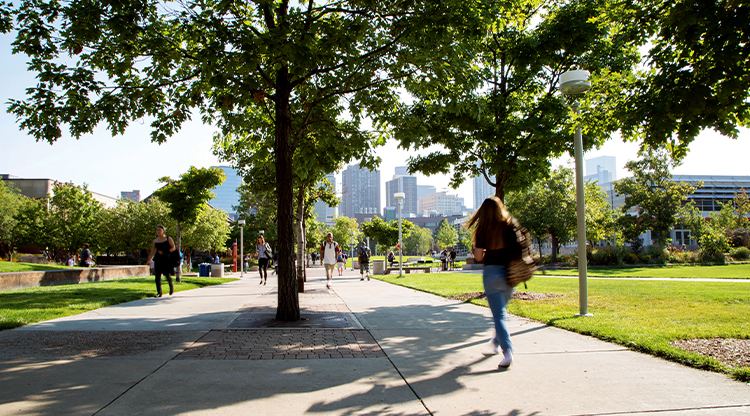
[505,218,537,288]
[358,246,370,262]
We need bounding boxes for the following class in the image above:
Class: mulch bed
[670,338,750,369]
[448,291,563,302]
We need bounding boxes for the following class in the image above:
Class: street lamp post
[238,219,245,278]
[559,69,593,317]
[350,231,355,271]
[395,192,405,276]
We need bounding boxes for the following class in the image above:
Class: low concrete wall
[0,265,150,292]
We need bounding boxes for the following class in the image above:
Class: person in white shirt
[320,232,340,289]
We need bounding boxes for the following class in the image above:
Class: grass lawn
[0,261,77,273]
[539,263,750,279]
[376,272,750,381]
[0,276,237,331]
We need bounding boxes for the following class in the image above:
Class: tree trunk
[551,233,559,263]
[295,185,306,293]
[275,66,300,321]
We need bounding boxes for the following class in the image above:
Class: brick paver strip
[174,329,385,360]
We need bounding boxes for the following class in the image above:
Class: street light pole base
[575,313,594,317]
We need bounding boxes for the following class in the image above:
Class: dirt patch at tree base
[670,338,750,369]
[448,291,563,302]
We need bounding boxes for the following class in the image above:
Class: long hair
[467,196,512,250]
[257,236,265,245]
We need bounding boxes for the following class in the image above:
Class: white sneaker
[326,281,331,289]
[482,339,500,356]
[498,350,513,368]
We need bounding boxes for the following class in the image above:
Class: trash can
[199,263,210,277]
[210,263,224,277]
[372,259,385,275]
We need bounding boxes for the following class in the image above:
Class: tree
[181,205,231,270]
[360,216,413,250]
[329,216,360,256]
[153,166,225,280]
[403,225,433,256]
[506,166,577,262]
[0,181,26,261]
[614,150,698,247]
[391,0,638,201]
[96,198,176,261]
[47,182,103,258]
[434,219,458,250]
[584,181,616,246]
[611,0,750,157]
[7,0,477,321]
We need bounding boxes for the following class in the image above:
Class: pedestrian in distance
[336,249,345,276]
[387,250,395,267]
[467,196,517,369]
[358,242,371,281]
[439,248,447,271]
[320,232,340,289]
[145,225,176,298]
[255,236,272,285]
[449,247,457,271]
[243,253,250,273]
[79,243,92,267]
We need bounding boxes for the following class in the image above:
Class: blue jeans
[483,265,514,353]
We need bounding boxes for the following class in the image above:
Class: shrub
[699,227,731,256]
[589,248,612,266]
[624,253,639,264]
[728,228,750,249]
[701,251,726,264]
[638,254,652,264]
[646,245,669,264]
[730,246,750,260]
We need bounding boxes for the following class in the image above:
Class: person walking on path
[467,196,517,368]
[145,225,176,298]
[358,242,371,281]
[79,243,92,267]
[255,236,272,285]
[336,249,345,276]
[320,232,340,289]
[449,247,457,271]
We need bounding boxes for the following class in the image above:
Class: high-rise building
[419,192,458,215]
[121,190,141,202]
[417,185,436,201]
[473,174,495,210]
[208,166,242,217]
[341,164,380,217]
[385,168,417,216]
[313,173,337,225]
[394,166,411,176]
[585,156,617,186]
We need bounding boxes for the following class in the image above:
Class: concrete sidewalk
[0,268,748,415]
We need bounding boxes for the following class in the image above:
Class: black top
[154,238,171,263]
[475,223,515,266]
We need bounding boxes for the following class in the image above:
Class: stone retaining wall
[0,266,150,292]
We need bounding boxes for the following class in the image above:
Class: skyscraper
[585,156,617,186]
[417,184,436,201]
[385,167,417,216]
[208,166,242,217]
[473,174,495,210]
[341,164,380,217]
[313,173,337,225]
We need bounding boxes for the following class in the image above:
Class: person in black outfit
[145,225,176,298]
[79,243,92,267]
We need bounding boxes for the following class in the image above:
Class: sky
[2,32,749,210]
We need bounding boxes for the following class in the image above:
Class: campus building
[473,174,494,210]
[313,173,338,225]
[385,167,418,217]
[121,190,141,202]
[341,164,380,217]
[208,166,242,219]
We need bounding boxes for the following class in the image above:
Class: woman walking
[145,225,176,298]
[466,196,516,368]
[255,236,272,285]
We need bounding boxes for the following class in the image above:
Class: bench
[384,266,431,274]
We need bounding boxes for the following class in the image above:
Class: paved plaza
[0,267,748,415]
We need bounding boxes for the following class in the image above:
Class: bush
[589,248,613,266]
[701,251,726,264]
[730,246,750,260]
[729,228,750,249]
[638,254,652,264]
[699,227,731,256]
[624,253,639,264]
